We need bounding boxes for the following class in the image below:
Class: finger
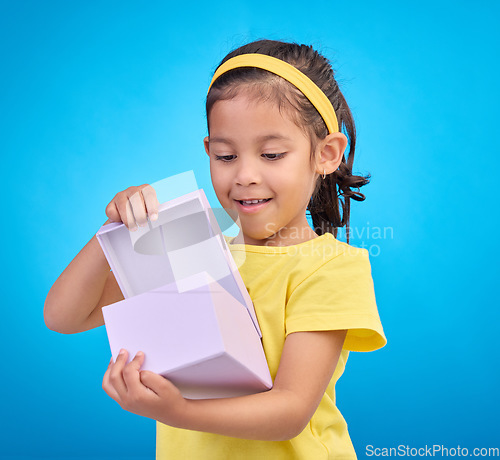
[129,189,148,228]
[125,199,137,231]
[113,193,136,231]
[141,185,160,221]
[105,200,121,223]
[102,358,121,402]
[108,349,129,395]
[122,351,146,394]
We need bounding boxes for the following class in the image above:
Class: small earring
[322,169,327,180]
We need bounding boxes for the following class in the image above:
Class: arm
[44,232,123,334]
[44,184,159,334]
[103,329,347,441]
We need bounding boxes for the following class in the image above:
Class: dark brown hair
[206,39,370,244]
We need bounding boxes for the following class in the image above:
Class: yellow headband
[207,53,339,134]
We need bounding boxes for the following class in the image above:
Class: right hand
[104,184,160,231]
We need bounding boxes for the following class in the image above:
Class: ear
[203,136,210,157]
[313,132,348,176]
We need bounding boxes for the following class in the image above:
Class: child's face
[204,91,322,246]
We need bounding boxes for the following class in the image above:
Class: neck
[232,226,319,247]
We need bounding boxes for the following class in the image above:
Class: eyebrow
[209,134,292,145]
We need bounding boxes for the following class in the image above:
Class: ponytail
[308,90,370,244]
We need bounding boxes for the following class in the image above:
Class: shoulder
[285,235,386,352]
[222,232,372,282]
[293,234,372,285]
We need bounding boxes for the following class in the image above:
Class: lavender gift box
[96,188,272,399]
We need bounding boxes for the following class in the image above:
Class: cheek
[278,161,313,189]
[210,165,231,198]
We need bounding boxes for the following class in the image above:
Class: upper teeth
[242,199,267,204]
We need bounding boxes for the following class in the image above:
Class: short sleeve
[285,247,387,352]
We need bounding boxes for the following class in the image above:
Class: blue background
[1,0,499,458]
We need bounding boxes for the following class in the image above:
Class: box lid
[96,188,262,337]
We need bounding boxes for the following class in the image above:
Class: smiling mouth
[237,198,272,206]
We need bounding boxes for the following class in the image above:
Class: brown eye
[215,155,236,162]
[262,153,286,160]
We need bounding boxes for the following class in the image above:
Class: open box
[96,188,273,399]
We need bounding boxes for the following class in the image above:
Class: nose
[234,156,262,186]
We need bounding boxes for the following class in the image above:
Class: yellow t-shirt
[157,232,386,459]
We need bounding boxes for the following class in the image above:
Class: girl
[45,39,386,459]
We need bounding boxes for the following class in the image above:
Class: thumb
[140,370,176,395]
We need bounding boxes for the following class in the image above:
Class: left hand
[102,349,187,425]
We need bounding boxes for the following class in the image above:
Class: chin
[240,226,281,243]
